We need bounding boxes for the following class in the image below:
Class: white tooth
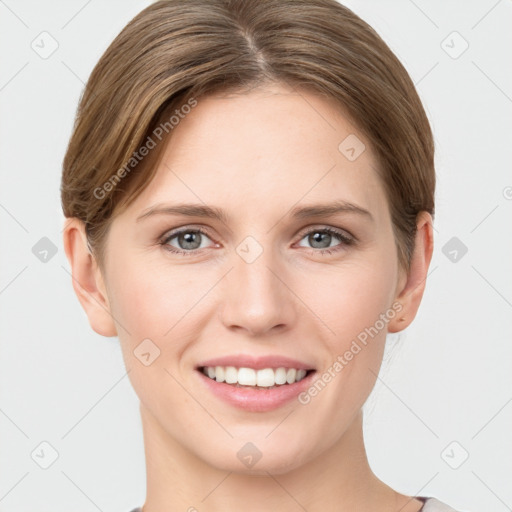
[210,366,305,387]
[238,367,256,386]
[225,366,238,384]
[256,368,275,387]
[286,368,297,384]
[275,367,287,385]
[215,366,225,382]
[296,369,307,381]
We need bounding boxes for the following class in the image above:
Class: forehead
[125,84,389,225]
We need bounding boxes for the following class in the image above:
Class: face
[92,83,411,474]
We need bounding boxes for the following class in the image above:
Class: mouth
[194,360,317,412]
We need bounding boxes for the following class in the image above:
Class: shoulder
[418,497,465,512]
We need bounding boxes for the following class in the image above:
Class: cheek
[106,256,217,396]
[108,257,208,342]
[298,258,397,400]
[106,260,208,420]
[299,259,397,348]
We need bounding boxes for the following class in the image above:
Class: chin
[202,436,313,476]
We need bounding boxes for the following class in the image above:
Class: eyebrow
[137,203,230,224]
[289,201,373,221]
[136,200,373,223]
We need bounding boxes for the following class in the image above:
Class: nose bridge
[220,235,295,334]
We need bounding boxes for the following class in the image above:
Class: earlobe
[62,218,118,337]
[387,211,434,334]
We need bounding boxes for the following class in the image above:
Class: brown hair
[61,0,435,272]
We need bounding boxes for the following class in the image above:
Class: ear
[388,211,434,333]
[62,218,118,337]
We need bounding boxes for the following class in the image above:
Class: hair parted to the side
[61,0,435,273]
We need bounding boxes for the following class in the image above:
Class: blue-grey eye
[164,229,213,251]
[298,228,349,250]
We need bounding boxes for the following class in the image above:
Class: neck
[140,405,401,512]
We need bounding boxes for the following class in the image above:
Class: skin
[63,82,433,512]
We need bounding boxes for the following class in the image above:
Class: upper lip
[196,355,315,371]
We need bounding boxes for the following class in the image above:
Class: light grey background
[0,1,511,511]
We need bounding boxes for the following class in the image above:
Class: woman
[61,0,463,510]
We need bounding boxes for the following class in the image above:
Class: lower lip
[195,369,316,412]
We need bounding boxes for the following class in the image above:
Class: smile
[200,366,312,389]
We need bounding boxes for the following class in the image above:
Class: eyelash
[159,225,355,257]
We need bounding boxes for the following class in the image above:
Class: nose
[219,245,296,337]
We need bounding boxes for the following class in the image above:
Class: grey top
[129,496,464,511]
[421,497,464,511]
